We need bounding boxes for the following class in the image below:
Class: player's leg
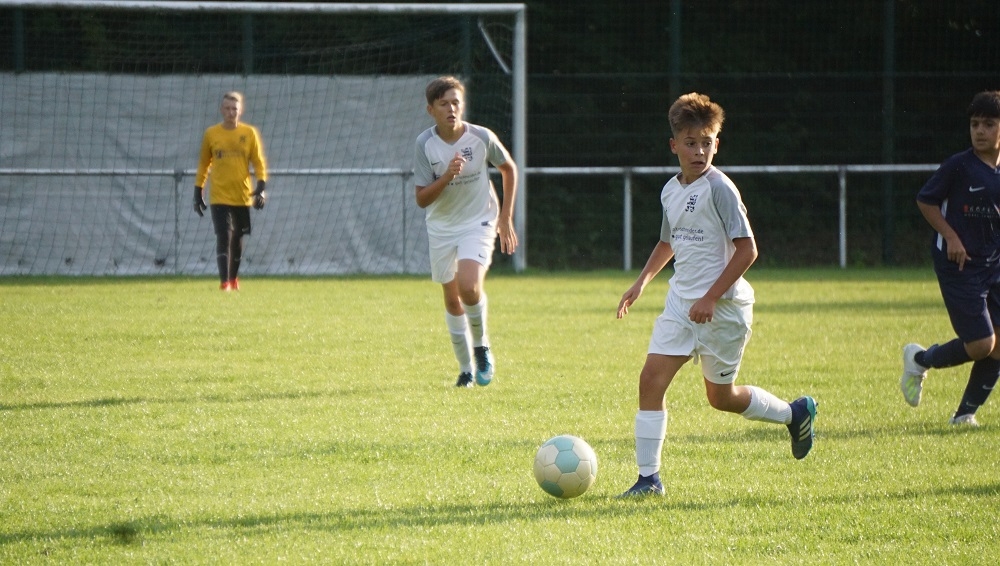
[210,205,233,290]
[456,258,487,340]
[619,293,694,498]
[229,234,244,290]
[949,279,1000,425]
[457,259,494,385]
[228,208,252,290]
[430,236,473,387]
[216,232,230,286]
[950,354,999,426]
[902,257,988,406]
[699,300,815,459]
[456,227,496,385]
[618,353,687,498]
[701,356,816,460]
[442,279,474,387]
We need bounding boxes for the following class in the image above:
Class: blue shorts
[933,248,1000,342]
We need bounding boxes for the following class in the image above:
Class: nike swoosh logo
[969,186,986,192]
[720,370,735,377]
[431,161,441,166]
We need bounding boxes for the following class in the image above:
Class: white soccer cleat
[900,343,928,407]
[948,413,980,427]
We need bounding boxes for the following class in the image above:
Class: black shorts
[210,205,252,237]
[933,247,1000,342]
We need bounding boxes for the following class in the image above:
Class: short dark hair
[968,91,1000,118]
[668,92,725,137]
[425,76,465,105]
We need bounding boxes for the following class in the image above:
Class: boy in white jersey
[413,76,519,388]
[616,93,816,497]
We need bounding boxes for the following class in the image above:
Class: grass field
[1,269,998,564]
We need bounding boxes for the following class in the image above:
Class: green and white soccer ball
[533,435,598,499]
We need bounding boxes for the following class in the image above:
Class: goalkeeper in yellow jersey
[194,91,269,291]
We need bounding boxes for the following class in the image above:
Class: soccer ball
[533,435,598,499]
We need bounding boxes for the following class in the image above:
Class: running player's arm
[193,131,213,216]
[689,236,757,324]
[618,239,674,319]
[250,127,269,209]
[916,160,968,269]
[415,152,464,208]
[495,159,518,254]
[917,200,969,270]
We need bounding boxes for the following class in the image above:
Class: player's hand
[193,187,207,217]
[617,284,643,319]
[252,180,267,210]
[944,234,970,270]
[497,217,518,255]
[688,297,716,324]
[447,152,465,179]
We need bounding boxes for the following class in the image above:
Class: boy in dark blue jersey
[901,91,1000,426]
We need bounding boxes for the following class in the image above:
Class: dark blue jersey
[917,148,1000,263]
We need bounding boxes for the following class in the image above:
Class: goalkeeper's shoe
[229,278,240,291]
[473,346,494,386]
[787,396,817,460]
[616,474,664,498]
[949,413,980,427]
[220,281,232,292]
[455,372,474,388]
[900,343,928,407]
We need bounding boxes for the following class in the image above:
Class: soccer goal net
[0,1,526,276]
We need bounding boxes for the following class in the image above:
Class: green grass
[1,269,998,564]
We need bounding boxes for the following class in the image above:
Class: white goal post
[0,1,527,275]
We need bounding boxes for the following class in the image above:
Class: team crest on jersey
[240,135,247,144]
[461,147,474,162]
[685,193,699,213]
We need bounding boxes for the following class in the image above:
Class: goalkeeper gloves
[193,187,207,216]
[252,180,267,210]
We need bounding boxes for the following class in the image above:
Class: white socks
[740,385,793,424]
[635,410,667,477]
[633,389,790,477]
[446,295,489,374]
[445,312,473,373]
[463,294,488,348]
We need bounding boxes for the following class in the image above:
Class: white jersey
[413,123,511,238]
[659,166,755,304]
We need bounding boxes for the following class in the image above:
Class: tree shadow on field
[0,387,371,413]
[755,299,939,314]
[712,419,991,444]
[3,480,999,549]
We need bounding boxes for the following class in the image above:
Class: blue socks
[955,357,1000,417]
[916,339,971,369]
[914,339,999,418]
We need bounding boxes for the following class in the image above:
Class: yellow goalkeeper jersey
[195,123,268,206]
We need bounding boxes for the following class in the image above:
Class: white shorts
[648,290,753,384]
[428,224,496,284]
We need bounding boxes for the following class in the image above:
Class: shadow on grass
[756,299,939,314]
[0,388,366,413]
[2,479,999,548]
[709,420,992,444]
